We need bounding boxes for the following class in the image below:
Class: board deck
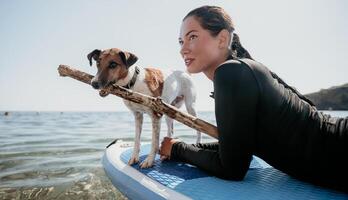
[102,140,347,200]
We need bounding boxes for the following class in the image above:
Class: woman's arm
[214,61,259,179]
[170,61,260,180]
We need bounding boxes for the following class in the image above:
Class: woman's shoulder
[217,58,272,80]
[213,59,258,90]
[216,58,263,71]
[218,59,243,68]
[213,58,261,97]
[214,58,256,79]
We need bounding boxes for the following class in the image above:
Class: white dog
[88,48,201,168]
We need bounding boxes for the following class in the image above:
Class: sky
[0,0,347,112]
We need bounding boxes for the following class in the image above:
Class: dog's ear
[87,49,101,66]
[118,51,138,68]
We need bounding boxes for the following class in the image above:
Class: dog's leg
[128,111,143,165]
[162,96,175,138]
[165,116,173,137]
[140,114,161,168]
[185,97,202,144]
[166,97,184,137]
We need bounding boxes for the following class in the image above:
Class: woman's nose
[180,43,190,57]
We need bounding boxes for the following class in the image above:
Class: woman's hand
[159,137,180,161]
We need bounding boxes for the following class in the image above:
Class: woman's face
[179,16,227,75]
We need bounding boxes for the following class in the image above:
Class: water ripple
[0,111,345,199]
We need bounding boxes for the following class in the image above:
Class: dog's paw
[139,156,155,168]
[128,156,139,165]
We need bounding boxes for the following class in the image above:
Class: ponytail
[230,33,253,60]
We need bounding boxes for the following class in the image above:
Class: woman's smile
[184,57,195,67]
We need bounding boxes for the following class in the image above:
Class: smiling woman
[179,16,227,77]
[1,1,348,199]
[160,5,348,192]
[178,6,252,79]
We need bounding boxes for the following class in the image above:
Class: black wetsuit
[171,58,348,192]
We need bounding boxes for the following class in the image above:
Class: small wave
[0,168,127,200]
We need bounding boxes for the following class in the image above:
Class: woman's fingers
[159,137,180,161]
[160,155,169,161]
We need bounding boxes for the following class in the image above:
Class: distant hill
[305,83,348,110]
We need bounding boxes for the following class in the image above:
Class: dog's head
[87,48,138,89]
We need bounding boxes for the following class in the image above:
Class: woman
[159,5,347,192]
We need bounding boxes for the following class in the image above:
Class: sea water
[0,111,347,199]
[0,111,215,199]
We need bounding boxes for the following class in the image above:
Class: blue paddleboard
[102,140,347,200]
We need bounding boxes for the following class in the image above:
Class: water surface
[0,111,346,199]
[0,111,215,199]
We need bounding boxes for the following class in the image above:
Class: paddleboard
[102,139,347,200]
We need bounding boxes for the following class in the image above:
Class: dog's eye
[109,61,118,69]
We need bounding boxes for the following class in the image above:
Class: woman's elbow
[217,157,251,181]
[217,168,248,181]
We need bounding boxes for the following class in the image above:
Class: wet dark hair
[184,5,253,60]
[184,6,316,105]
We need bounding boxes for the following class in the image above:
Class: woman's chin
[186,69,195,74]
[186,66,200,74]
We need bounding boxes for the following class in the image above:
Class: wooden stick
[57,64,218,139]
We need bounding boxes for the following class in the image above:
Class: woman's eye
[109,61,118,69]
[189,35,197,41]
[178,40,183,46]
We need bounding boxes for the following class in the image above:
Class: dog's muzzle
[91,81,100,89]
[91,80,116,89]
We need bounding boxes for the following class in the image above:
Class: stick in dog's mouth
[99,89,110,97]
[98,81,117,97]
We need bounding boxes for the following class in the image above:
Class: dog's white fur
[93,64,201,168]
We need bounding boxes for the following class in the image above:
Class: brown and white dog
[88,48,201,168]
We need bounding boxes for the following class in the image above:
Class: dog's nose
[91,81,100,89]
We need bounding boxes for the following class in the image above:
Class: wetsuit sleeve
[171,61,259,180]
[191,142,219,151]
[214,62,259,179]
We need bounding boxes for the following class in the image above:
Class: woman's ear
[218,29,231,49]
